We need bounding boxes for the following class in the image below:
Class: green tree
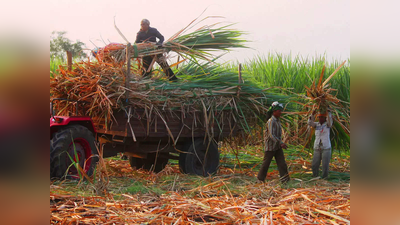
[50,31,87,62]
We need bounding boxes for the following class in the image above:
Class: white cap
[272,101,283,108]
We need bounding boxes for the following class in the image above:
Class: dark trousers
[142,55,177,81]
[257,148,290,183]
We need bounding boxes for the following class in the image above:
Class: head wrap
[91,47,99,57]
[268,101,284,113]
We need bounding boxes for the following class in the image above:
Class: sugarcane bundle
[162,21,247,61]
[303,61,346,114]
[98,42,166,63]
[98,17,247,64]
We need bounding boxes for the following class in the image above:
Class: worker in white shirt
[308,110,333,179]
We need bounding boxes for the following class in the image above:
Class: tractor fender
[50,116,96,139]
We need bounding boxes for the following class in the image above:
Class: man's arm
[135,32,140,44]
[327,111,333,128]
[154,28,164,45]
[308,114,317,128]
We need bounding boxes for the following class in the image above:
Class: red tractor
[50,98,98,179]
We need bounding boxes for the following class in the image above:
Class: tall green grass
[227,53,350,103]
[225,53,350,151]
[50,57,63,77]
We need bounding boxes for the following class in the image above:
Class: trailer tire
[185,138,219,176]
[50,125,98,179]
[144,153,169,173]
[129,153,168,173]
[178,141,192,174]
[179,153,187,174]
[128,156,145,169]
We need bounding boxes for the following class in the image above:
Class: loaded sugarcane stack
[50,59,286,132]
[50,18,287,137]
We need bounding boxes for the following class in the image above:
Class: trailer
[50,97,239,179]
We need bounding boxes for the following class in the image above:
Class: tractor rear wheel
[50,125,98,179]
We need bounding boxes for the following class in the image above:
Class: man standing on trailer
[257,101,290,184]
[135,19,177,81]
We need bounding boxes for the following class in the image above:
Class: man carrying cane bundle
[308,110,333,179]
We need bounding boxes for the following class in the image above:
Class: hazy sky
[48,0,349,63]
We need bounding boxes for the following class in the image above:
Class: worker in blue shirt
[135,19,177,81]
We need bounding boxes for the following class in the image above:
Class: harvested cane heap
[50,21,285,138]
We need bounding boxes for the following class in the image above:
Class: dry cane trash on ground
[51,150,350,225]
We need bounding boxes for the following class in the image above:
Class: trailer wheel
[129,153,168,173]
[144,153,169,173]
[178,141,192,174]
[50,125,98,179]
[128,156,144,169]
[179,153,187,174]
[185,138,219,176]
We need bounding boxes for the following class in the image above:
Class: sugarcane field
[50,12,350,225]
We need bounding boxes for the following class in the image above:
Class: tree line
[50,31,87,62]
